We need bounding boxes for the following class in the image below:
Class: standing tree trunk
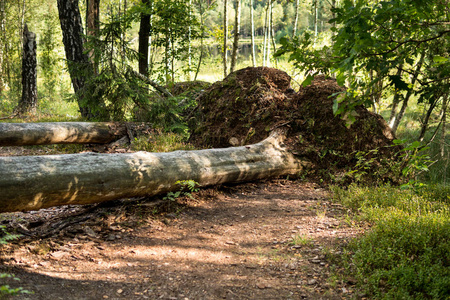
[138,0,151,75]
[441,93,448,158]
[187,0,192,80]
[57,0,94,119]
[293,0,299,37]
[262,2,269,66]
[266,0,272,67]
[0,0,5,94]
[391,52,425,134]
[223,0,228,78]
[194,0,205,80]
[418,99,439,142]
[331,0,336,29]
[86,0,100,75]
[388,67,403,127]
[250,0,256,67]
[15,23,37,115]
[230,0,241,73]
[313,0,318,37]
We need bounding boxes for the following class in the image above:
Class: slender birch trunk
[223,0,228,78]
[230,0,241,73]
[250,0,256,67]
[293,0,299,37]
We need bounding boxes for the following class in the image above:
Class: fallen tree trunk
[0,130,305,213]
[0,122,128,146]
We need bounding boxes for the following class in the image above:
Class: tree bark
[313,0,318,37]
[391,52,425,134]
[293,0,299,37]
[0,130,305,213]
[57,0,94,119]
[230,0,241,73]
[0,122,128,146]
[223,0,228,78]
[0,0,5,94]
[250,0,256,67]
[86,0,100,75]
[16,23,37,115]
[138,0,151,75]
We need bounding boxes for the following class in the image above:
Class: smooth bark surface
[0,122,127,146]
[0,131,305,213]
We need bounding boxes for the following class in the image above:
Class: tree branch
[127,66,174,98]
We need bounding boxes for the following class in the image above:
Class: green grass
[131,131,196,153]
[289,234,314,246]
[331,184,450,299]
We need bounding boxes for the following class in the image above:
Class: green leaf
[336,72,346,86]
[302,75,314,87]
[389,75,410,91]
[433,56,448,64]
[332,98,339,115]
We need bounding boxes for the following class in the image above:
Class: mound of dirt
[189,67,398,183]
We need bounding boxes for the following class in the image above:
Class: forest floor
[1,178,367,300]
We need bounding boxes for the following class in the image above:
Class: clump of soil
[189,67,398,183]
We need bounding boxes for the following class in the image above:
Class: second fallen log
[0,122,127,146]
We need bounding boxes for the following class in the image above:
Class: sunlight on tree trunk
[0,122,128,146]
[314,0,318,37]
[0,130,305,213]
[293,0,299,37]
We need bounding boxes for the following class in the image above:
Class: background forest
[0,0,335,117]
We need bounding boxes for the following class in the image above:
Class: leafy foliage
[163,180,200,202]
[276,0,450,133]
[332,184,450,299]
[0,226,32,296]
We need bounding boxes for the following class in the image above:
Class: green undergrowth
[131,131,196,153]
[331,184,450,299]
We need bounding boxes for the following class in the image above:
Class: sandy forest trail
[1,180,365,300]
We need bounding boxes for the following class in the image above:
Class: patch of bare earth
[1,180,365,299]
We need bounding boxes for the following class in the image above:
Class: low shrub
[331,184,450,299]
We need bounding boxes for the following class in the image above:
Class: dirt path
[1,180,364,299]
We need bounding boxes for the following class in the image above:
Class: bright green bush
[332,185,450,299]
